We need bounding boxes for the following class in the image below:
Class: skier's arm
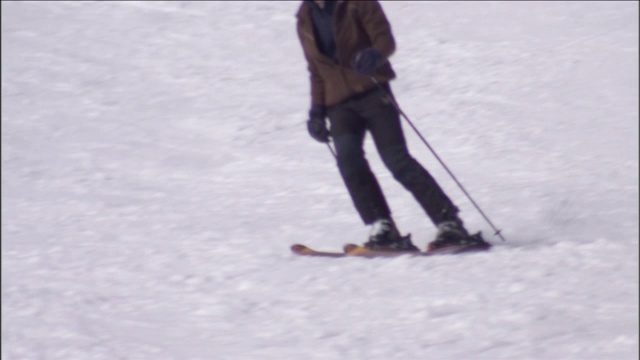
[356,1,396,62]
[305,51,326,107]
[297,28,326,107]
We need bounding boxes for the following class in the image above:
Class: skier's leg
[328,104,391,225]
[359,85,460,225]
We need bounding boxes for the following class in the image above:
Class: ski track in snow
[2,2,638,359]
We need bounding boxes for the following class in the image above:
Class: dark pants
[327,84,459,225]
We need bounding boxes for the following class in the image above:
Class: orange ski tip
[291,244,310,253]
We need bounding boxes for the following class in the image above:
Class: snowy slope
[2,1,638,359]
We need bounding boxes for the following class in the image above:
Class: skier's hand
[351,48,383,76]
[307,105,330,143]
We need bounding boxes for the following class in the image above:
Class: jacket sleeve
[297,25,326,107]
[356,1,396,61]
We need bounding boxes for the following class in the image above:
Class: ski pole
[371,77,506,242]
[326,140,337,159]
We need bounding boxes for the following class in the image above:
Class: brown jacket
[296,0,397,107]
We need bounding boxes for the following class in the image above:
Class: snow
[2,1,638,359]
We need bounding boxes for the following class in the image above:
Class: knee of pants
[380,145,414,181]
[337,153,369,182]
[334,135,368,181]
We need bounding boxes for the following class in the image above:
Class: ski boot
[426,220,491,253]
[364,219,419,252]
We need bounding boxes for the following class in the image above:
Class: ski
[292,242,491,258]
[344,242,491,257]
[343,243,427,257]
[290,244,348,257]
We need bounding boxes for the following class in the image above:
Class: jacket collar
[298,0,345,19]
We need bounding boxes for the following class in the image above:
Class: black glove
[307,105,330,143]
[351,48,383,75]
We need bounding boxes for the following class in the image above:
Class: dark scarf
[307,1,338,62]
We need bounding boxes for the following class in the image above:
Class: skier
[296,0,489,252]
